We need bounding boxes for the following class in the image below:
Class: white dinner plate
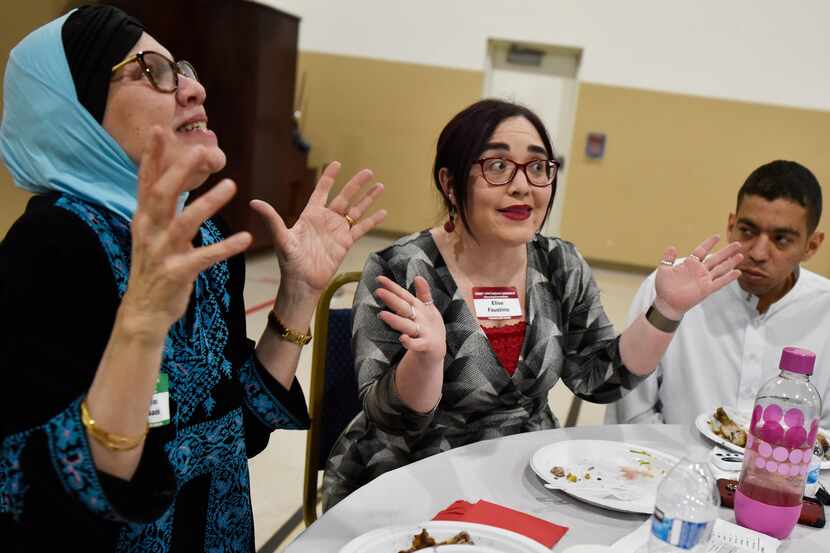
[338,520,551,553]
[530,440,678,514]
[695,407,830,469]
[694,407,749,455]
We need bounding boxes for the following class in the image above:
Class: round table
[284,424,829,552]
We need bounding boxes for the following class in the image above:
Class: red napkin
[433,499,568,548]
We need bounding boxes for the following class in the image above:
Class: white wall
[251,0,830,112]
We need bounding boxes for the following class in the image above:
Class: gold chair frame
[302,271,362,527]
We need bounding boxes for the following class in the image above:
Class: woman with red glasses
[0,5,384,551]
[322,99,744,508]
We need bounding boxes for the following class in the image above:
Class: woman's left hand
[250,161,386,298]
[654,235,743,319]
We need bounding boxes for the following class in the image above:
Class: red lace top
[481,321,527,375]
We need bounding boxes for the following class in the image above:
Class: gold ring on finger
[412,323,420,338]
[409,303,416,320]
[688,254,702,263]
[660,260,673,267]
[344,214,357,229]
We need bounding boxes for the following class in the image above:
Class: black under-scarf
[61,5,145,123]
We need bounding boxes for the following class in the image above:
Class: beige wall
[0,2,73,236]
[560,83,830,276]
[5,15,830,279]
[296,53,830,277]
[296,51,483,234]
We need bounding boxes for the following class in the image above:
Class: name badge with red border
[473,286,522,321]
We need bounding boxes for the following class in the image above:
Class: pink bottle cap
[780,347,816,375]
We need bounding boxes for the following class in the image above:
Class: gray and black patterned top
[322,230,644,508]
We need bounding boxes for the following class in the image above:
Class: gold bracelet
[267,311,312,346]
[80,400,148,451]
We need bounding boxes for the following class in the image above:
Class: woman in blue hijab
[0,5,385,551]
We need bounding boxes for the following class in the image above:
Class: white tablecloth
[284,424,829,552]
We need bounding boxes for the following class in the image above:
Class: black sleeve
[215,221,309,460]
[0,199,175,528]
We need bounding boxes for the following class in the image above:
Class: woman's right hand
[375,275,446,363]
[120,127,252,336]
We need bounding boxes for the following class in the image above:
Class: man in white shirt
[608,160,830,427]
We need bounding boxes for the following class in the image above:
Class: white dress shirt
[607,266,830,427]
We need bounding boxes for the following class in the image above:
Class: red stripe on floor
[245,298,275,315]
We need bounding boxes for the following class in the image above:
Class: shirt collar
[730,266,802,315]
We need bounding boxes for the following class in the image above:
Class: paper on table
[710,519,780,553]
[612,518,779,553]
[610,520,649,553]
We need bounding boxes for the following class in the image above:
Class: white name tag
[148,372,171,428]
[473,286,522,320]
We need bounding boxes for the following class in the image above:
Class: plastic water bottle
[648,458,720,552]
[735,347,822,539]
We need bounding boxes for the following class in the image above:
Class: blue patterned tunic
[0,193,309,552]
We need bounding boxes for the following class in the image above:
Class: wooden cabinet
[111,0,315,251]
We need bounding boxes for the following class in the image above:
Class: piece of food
[567,472,578,482]
[399,529,473,552]
[443,531,472,545]
[817,432,830,460]
[620,466,655,480]
[551,466,565,478]
[405,529,435,552]
[709,407,748,447]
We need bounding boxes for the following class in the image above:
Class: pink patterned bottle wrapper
[748,403,817,476]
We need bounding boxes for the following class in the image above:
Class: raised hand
[250,161,386,298]
[654,235,743,318]
[121,127,252,332]
[375,275,446,363]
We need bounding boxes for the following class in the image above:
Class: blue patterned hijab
[0,11,184,222]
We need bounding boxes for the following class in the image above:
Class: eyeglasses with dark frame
[111,50,198,93]
[475,157,559,188]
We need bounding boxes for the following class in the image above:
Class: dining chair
[564,396,583,427]
[302,271,363,526]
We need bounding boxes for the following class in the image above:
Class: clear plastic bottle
[648,458,720,552]
[735,347,822,539]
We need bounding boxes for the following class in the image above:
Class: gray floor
[241,233,648,551]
